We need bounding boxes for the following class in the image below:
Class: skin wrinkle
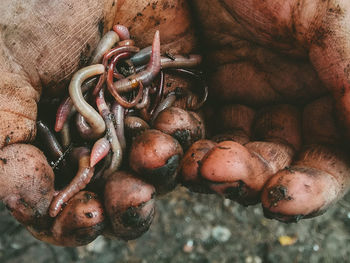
[0,0,350,229]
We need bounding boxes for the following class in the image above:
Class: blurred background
[1,186,350,263]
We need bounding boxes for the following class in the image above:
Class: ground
[1,186,350,263]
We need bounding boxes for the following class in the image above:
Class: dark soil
[1,187,350,263]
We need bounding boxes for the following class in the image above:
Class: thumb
[0,70,54,228]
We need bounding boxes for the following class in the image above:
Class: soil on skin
[1,186,350,263]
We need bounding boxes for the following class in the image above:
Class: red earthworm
[111,30,160,93]
[37,120,63,161]
[111,102,126,151]
[68,64,105,139]
[149,70,164,116]
[166,68,208,110]
[117,39,135,47]
[150,92,177,123]
[92,48,138,96]
[90,137,111,167]
[96,88,122,176]
[113,24,130,40]
[49,147,94,217]
[55,77,97,132]
[90,30,120,64]
[135,54,202,73]
[135,86,150,109]
[107,55,144,108]
[114,72,125,79]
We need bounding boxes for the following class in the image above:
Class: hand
[0,0,349,246]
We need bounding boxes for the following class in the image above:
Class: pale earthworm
[136,54,202,73]
[90,30,120,64]
[113,24,130,40]
[90,137,111,167]
[117,39,135,47]
[69,64,106,139]
[111,102,126,151]
[96,88,122,176]
[124,116,150,132]
[150,92,176,123]
[49,147,94,217]
[55,77,97,132]
[111,30,161,93]
[135,86,150,109]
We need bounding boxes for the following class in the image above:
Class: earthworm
[113,24,130,40]
[107,55,144,108]
[166,68,208,110]
[135,86,150,109]
[136,54,202,73]
[92,151,112,184]
[55,77,97,132]
[60,122,71,149]
[75,113,97,140]
[36,120,63,160]
[90,30,120,64]
[119,59,136,76]
[161,54,202,69]
[125,116,150,131]
[118,39,135,47]
[69,64,106,139]
[150,92,176,123]
[111,102,126,151]
[92,48,138,96]
[131,46,152,66]
[90,137,111,167]
[49,147,94,217]
[96,88,122,176]
[111,30,160,93]
[149,70,165,116]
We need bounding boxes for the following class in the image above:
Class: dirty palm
[0,0,350,246]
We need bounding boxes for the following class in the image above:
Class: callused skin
[1,0,350,246]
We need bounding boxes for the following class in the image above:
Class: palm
[0,0,349,246]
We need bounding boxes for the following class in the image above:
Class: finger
[180,104,255,192]
[302,96,342,145]
[103,171,155,241]
[261,145,350,223]
[307,2,350,136]
[0,144,54,227]
[261,95,348,222]
[0,72,39,148]
[180,104,300,206]
[28,191,105,247]
[211,104,255,144]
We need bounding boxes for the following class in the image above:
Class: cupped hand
[0,0,349,246]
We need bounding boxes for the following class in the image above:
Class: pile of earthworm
[35,25,207,244]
